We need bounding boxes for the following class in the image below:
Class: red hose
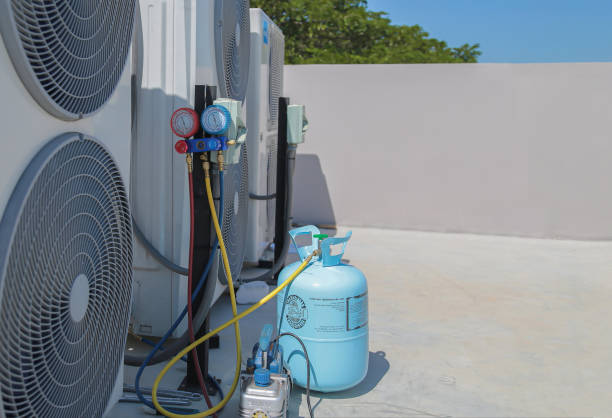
[187,169,216,416]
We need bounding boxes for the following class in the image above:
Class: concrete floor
[111,226,612,417]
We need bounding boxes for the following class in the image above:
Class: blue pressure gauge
[201,105,231,135]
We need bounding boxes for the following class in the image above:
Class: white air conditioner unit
[0,1,135,417]
[131,0,250,340]
[245,8,285,264]
[198,0,251,291]
[130,0,197,340]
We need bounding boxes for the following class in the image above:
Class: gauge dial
[201,105,231,135]
[170,107,199,138]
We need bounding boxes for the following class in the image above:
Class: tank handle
[289,225,321,262]
[321,231,352,267]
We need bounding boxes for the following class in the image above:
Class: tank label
[347,291,368,331]
[285,295,308,329]
[305,292,368,333]
[309,297,346,334]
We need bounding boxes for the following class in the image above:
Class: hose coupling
[217,150,225,172]
[200,152,211,177]
[185,154,193,173]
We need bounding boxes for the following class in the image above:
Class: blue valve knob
[254,368,271,387]
[258,324,274,352]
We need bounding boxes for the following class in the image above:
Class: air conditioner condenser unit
[0,0,136,416]
[245,8,285,265]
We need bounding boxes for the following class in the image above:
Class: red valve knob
[174,140,189,154]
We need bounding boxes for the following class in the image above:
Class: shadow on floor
[288,351,390,416]
[292,154,337,228]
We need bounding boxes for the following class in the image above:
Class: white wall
[285,63,612,240]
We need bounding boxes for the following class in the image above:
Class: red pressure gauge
[170,107,200,138]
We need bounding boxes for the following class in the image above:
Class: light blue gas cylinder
[277,226,368,392]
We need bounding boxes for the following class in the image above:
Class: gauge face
[201,105,231,135]
[170,107,199,138]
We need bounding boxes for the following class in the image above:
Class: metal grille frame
[216,143,249,285]
[214,0,250,102]
[0,0,136,120]
[267,23,285,129]
[0,133,133,417]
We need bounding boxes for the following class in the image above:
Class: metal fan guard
[217,143,249,285]
[268,24,285,129]
[215,0,250,102]
[0,0,136,120]
[0,133,133,417]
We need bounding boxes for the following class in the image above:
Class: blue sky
[366,0,612,63]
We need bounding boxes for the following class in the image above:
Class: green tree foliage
[250,0,481,64]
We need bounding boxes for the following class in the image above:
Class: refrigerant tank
[277,226,368,392]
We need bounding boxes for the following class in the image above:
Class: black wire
[249,192,276,200]
[131,215,189,275]
[271,332,313,418]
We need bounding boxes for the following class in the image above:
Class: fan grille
[0,133,133,417]
[268,24,285,129]
[0,0,136,120]
[266,138,278,233]
[215,0,250,102]
[218,144,249,285]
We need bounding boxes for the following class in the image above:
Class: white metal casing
[131,0,199,338]
[131,0,239,338]
[245,8,285,263]
[0,19,133,418]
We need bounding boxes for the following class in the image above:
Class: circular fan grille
[217,144,249,285]
[0,133,133,417]
[215,0,250,102]
[0,0,136,120]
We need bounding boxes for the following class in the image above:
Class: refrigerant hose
[151,249,317,417]
[151,158,318,417]
[131,217,188,276]
[271,332,313,418]
[125,173,223,366]
[132,156,224,412]
[186,156,216,413]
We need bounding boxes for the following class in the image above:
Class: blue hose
[134,171,224,413]
[140,338,188,362]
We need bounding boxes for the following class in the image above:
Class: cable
[241,145,297,283]
[151,249,317,417]
[140,338,187,362]
[127,173,220,366]
[140,333,222,399]
[186,163,215,414]
[151,250,318,417]
[249,192,276,200]
[133,241,217,413]
[209,376,224,401]
[134,155,223,412]
[271,333,313,418]
[151,162,319,417]
[131,215,189,275]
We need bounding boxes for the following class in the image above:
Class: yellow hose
[152,173,317,417]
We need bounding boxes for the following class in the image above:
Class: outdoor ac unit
[131,0,250,339]
[0,0,136,416]
[245,8,285,264]
[130,0,198,339]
